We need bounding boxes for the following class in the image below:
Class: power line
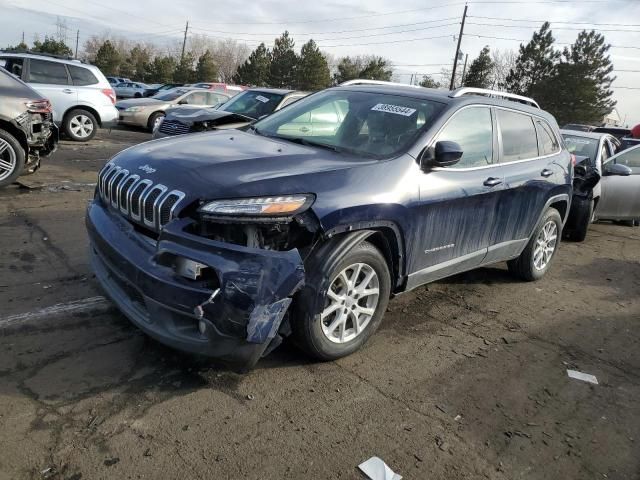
[466,33,640,50]
[468,15,640,27]
[189,16,461,36]
[466,21,640,33]
[317,33,456,48]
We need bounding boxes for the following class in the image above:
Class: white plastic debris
[358,457,402,480]
[567,369,598,385]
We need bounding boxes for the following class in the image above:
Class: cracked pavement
[1,129,639,479]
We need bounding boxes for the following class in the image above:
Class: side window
[601,141,610,162]
[1,57,25,78]
[28,59,70,85]
[183,91,208,105]
[436,107,493,168]
[535,120,560,156]
[498,110,539,162]
[615,147,640,168]
[206,92,227,105]
[279,96,302,109]
[68,65,98,86]
[310,102,340,124]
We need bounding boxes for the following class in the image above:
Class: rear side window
[436,106,494,168]
[498,110,538,162]
[535,120,560,156]
[68,65,98,86]
[28,59,69,85]
[0,57,25,79]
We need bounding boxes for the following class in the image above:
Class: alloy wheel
[0,138,17,182]
[533,220,558,270]
[321,262,380,344]
[70,114,94,139]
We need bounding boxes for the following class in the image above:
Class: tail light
[102,88,116,104]
[570,153,577,166]
[25,99,52,113]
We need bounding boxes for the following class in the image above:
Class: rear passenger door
[408,106,504,286]
[490,109,563,257]
[25,58,76,123]
[68,64,101,109]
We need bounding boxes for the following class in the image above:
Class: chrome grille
[97,163,186,232]
[158,119,191,136]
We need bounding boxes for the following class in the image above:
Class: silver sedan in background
[116,88,230,131]
[598,144,640,225]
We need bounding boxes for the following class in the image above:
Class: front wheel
[508,208,562,281]
[292,240,391,361]
[147,112,164,132]
[0,129,26,188]
[64,109,97,141]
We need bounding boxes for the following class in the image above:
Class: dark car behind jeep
[86,82,572,370]
[0,67,57,187]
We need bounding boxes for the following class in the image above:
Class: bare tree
[212,38,250,83]
[490,49,517,90]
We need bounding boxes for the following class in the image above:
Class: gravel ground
[1,129,639,480]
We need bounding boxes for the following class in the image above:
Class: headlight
[125,106,143,112]
[199,195,314,216]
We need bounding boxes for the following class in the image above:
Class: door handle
[299,126,310,133]
[62,89,74,94]
[541,169,553,177]
[483,177,502,187]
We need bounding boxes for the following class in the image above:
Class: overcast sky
[2,0,639,125]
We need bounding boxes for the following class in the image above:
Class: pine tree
[463,46,494,89]
[195,50,219,81]
[233,43,271,86]
[333,56,361,84]
[504,22,560,96]
[541,31,616,125]
[295,40,330,90]
[120,45,151,80]
[147,56,176,84]
[174,52,196,83]
[94,40,121,75]
[269,32,297,88]
[359,57,393,81]
[5,41,28,52]
[32,36,72,57]
[419,75,440,88]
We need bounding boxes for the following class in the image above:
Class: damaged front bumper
[86,199,305,369]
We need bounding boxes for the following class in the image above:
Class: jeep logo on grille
[138,164,156,174]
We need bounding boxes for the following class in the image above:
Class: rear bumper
[99,106,119,128]
[86,199,305,368]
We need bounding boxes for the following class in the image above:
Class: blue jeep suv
[86,81,572,369]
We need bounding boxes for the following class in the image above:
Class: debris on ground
[567,369,599,385]
[358,456,402,480]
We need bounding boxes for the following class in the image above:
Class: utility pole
[75,29,79,59]
[21,31,25,44]
[180,21,189,62]
[449,4,468,90]
[461,53,469,85]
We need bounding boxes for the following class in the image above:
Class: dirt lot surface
[1,129,639,480]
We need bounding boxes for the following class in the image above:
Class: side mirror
[604,163,632,176]
[420,141,464,170]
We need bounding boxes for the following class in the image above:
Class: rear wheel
[0,129,26,188]
[64,109,97,141]
[508,208,562,281]
[292,240,391,360]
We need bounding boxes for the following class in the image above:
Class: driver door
[408,106,504,287]
[598,146,640,220]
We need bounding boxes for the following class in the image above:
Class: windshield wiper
[248,124,263,136]
[276,136,342,153]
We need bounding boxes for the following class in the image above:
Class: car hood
[116,98,167,109]
[164,107,253,126]
[109,130,376,202]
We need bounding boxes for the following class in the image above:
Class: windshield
[219,90,285,119]
[253,89,445,159]
[153,89,189,101]
[562,134,599,161]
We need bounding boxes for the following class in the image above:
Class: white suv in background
[0,52,118,141]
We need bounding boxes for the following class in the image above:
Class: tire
[633,220,640,227]
[292,239,391,361]
[567,199,592,242]
[147,112,165,132]
[0,129,26,188]
[134,92,142,98]
[64,109,97,142]
[508,208,562,281]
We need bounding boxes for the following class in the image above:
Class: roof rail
[449,87,539,108]
[339,79,421,88]
[0,50,86,63]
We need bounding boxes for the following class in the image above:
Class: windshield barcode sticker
[256,95,270,103]
[371,103,416,116]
